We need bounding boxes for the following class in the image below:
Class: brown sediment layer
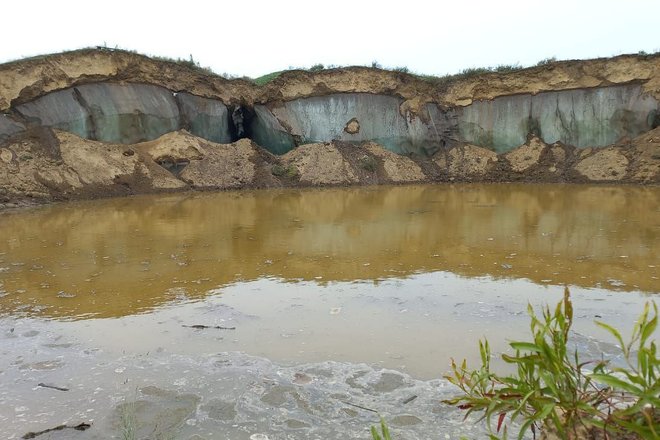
[1,127,658,210]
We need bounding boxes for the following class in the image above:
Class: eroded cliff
[0,49,659,207]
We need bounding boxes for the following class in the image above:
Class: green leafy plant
[252,71,283,86]
[494,64,522,73]
[457,67,492,78]
[591,301,659,437]
[358,156,378,173]
[271,164,299,179]
[150,53,216,75]
[370,417,392,440]
[443,288,658,439]
[536,57,557,67]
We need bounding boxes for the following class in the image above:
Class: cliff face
[0,49,659,207]
[252,84,658,155]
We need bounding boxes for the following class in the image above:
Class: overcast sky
[3,0,659,78]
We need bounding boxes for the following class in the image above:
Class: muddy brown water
[0,183,658,440]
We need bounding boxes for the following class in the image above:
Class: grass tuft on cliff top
[4,46,659,88]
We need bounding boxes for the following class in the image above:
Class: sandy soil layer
[0,128,658,209]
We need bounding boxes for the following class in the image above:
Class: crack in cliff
[71,87,98,141]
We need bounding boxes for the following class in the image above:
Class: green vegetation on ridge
[4,45,660,89]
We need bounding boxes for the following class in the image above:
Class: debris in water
[56,291,76,298]
[402,395,418,404]
[22,422,91,439]
[37,383,69,392]
[340,400,378,413]
[607,279,626,287]
[293,372,313,385]
[330,307,342,315]
[182,325,236,330]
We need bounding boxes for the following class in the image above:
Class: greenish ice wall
[452,84,658,152]
[14,83,232,145]
[251,93,450,155]
[6,83,658,156]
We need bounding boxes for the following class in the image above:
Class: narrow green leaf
[595,321,625,349]
[640,315,657,347]
[509,342,542,353]
[380,418,391,440]
[536,403,555,421]
[563,287,573,323]
[590,373,643,394]
[612,368,646,387]
[539,371,559,396]
[501,354,521,364]
[517,417,535,440]
[610,417,652,437]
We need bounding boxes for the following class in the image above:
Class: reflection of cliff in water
[0,183,657,319]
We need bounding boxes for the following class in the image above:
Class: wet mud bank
[0,50,659,208]
[1,277,651,440]
[1,317,481,440]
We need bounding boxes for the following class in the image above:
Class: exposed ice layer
[16,88,90,138]
[11,82,659,154]
[454,84,659,152]
[176,92,232,144]
[251,105,297,154]
[252,85,658,155]
[16,83,229,145]
[0,114,25,142]
[75,83,179,144]
[253,94,449,156]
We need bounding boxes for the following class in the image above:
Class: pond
[0,183,658,439]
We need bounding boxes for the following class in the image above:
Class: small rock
[293,372,313,385]
[344,118,360,134]
[0,148,14,164]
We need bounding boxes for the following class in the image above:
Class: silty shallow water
[0,183,658,439]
